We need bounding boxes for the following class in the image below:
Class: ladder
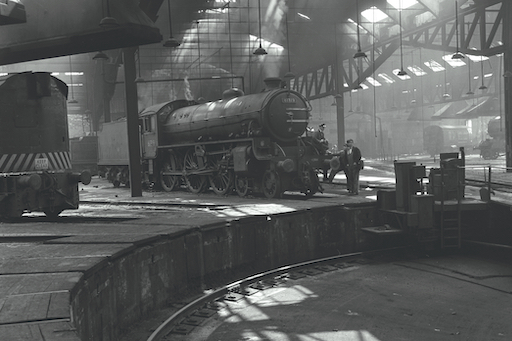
[439,165,462,249]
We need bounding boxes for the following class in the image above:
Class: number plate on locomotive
[281,98,296,103]
[35,158,49,170]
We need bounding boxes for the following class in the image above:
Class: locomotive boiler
[99,78,329,198]
[0,72,91,219]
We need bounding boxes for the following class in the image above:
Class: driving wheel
[208,155,234,195]
[235,175,250,197]
[160,152,181,192]
[183,148,206,193]
[261,170,282,199]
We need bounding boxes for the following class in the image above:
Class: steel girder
[292,0,504,100]
[404,0,503,56]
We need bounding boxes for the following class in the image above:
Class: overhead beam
[0,0,25,25]
[292,0,503,100]
[0,1,162,65]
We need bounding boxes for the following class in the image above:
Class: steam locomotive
[98,78,329,198]
[0,72,91,219]
[475,117,505,159]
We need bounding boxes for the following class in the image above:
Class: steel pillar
[504,0,512,170]
[123,47,143,197]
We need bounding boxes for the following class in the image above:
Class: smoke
[168,84,177,102]
[261,0,286,79]
[183,74,194,101]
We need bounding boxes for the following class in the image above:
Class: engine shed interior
[0,1,509,166]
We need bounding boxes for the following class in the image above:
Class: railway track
[145,247,408,341]
[465,165,512,193]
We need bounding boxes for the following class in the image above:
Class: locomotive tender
[99,78,329,198]
[423,125,472,157]
[0,72,91,218]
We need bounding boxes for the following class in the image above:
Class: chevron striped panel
[0,152,71,173]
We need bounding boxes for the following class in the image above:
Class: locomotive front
[0,72,91,218]
[260,84,310,144]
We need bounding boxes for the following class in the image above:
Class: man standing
[313,123,329,180]
[343,139,362,194]
[313,123,329,152]
[327,143,347,183]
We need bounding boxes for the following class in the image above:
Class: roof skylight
[407,65,427,76]
[378,73,395,84]
[387,0,418,10]
[424,60,445,72]
[393,69,411,80]
[367,77,382,86]
[362,7,389,23]
[442,54,466,67]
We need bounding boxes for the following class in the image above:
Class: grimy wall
[70,203,382,341]
[69,198,512,340]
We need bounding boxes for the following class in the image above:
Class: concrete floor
[2,159,510,341]
[177,253,512,341]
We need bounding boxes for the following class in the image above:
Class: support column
[504,0,512,170]
[334,25,345,150]
[123,47,143,197]
[335,92,345,150]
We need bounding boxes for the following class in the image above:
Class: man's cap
[346,139,354,143]
[319,123,326,128]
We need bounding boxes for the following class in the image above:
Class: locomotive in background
[423,125,472,157]
[0,72,91,219]
[92,77,329,198]
[475,117,505,159]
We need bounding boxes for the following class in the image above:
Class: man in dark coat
[313,123,329,180]
[343,139,362,194]
[313,123,329,152]
[329,139,362,194]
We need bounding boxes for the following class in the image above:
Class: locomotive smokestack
[263,77,284,90]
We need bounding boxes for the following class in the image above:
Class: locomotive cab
[140,113,158,159]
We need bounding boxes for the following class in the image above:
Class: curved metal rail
[146,246,407,341]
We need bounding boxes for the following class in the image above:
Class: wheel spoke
[160,153,180,192]
[262,170,281,199]
[235,175,249,197]
[209,155,233,195]
[184,149,206,193]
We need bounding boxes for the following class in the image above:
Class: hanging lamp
[253,0,268,55]
[283,12,295,80]
[479,55,487,90]
[135,47,144,83]
[224,2,244,96]
[93,51,109,61]
[99,0,119,28]
[196,20,203,99]
[452,1,465,59]
[353,0,367,59]
[442,58,450,99]
[227,2,235,85]
[466,57,474,95]
[163,0,181,48]
[397,1,407,76]
[68,56,78,104]
[331,94,342,106]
